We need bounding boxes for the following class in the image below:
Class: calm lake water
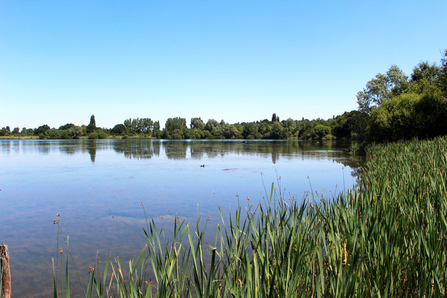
[0,139,362,297]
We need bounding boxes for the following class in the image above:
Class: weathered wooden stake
[0,244,11,298]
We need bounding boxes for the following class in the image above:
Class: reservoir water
[0,139,362,297]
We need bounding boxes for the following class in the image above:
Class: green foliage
[359,50,447,142]
[411,61,440,84]
[45,129,61,139]
[368,84,447,142]
[97,131,108,139]
[46,129,71,139]
[357,65,408,113]
[164,118,187,139]
[88,132,98,139]
[80,125,87,136]
[68,126,82,139]
[152,121,161,138]
[185,128,201,139]
[170,129,184,139]
[332,111,369,140]
[243,122,261,139]
[59,123,75,130]
[86,115,97,134]
[311,124,331,140]
[34,124,51,135]
[111,124,127,135]
[212,128,224,139]
[190,117,205,130]
[205,119,220,132]
[0,126,11,136]
[124,118,153,134]
[270,122,283,139]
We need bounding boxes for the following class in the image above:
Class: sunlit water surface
[0,139,362,297]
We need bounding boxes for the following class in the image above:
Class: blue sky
[1,0,446,129]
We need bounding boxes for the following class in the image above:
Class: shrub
[97,131,108,139]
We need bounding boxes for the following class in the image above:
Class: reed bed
[53,137,447,297]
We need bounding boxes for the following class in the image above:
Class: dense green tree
[368,92,418,142]
[282,118,296,130]
[201,130,213,139]
[212,129,224,139]
[230,125,243,139]
[123,118,153,134]
[243,122,261,139]
[411,61,440,84]
[111,124,127,135]
[186,128,202,139]
[413,84,447,138]
[258,122,272,138]
[68,126,83,139]
[153,121,161,138]
[357,65,408,113]
[34,124,50,135]
[165,117,187,132]
[205,119,220,132]
[46,129,62,139]
[86,115,97,133]
[97,130,108,139]
[59,123,75,130]
[221,124,242,139]
[280,118,298,139]
[12,127,20,134]
[270,122,283,139]
[124,119,131,130]
[297,119,315,139]
[170,129,184,139]
[190,117,205,130]
[332,111,369,140]
[142,118,154,133]
[368,84,447,142]
[311,125,331,139]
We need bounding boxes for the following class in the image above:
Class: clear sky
[1,0,446,129]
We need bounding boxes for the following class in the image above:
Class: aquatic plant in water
[52,137,447,297]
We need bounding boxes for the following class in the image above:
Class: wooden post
[0,244,11,298]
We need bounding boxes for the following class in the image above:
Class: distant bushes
[88,131,108,139]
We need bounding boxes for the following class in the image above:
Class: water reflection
[0,139,363,176]
[0,139,363,297]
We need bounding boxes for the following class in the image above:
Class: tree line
[2,49,446,143]
[0,111,366,141]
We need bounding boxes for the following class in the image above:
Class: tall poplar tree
[87,115,97,133]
